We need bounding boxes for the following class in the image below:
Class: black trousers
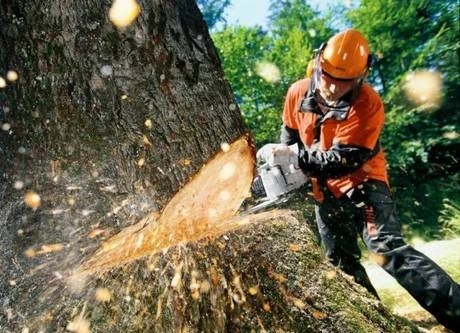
[315,180,460,330]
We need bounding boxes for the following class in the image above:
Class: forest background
[198,0,460,241]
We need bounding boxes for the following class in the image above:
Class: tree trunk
[0,0,245,205]
[0,1,416,332]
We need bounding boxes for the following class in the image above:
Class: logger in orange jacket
[280,29,460,330]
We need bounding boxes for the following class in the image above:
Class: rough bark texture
[0,0,246,330]
[0,0,245,205]
[0,1,417,332]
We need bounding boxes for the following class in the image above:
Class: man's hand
[298,142,341,175]
[298,145,315,174]
[256,143,290,163]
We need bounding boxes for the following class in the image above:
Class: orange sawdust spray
[76,135,256,275]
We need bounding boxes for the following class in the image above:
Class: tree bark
[0,0,246,329]
[0,0,245,205]
[0,1,416,332]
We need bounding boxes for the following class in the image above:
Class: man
[280,29,460,330]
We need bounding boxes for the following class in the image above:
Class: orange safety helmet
[319,29,371,80]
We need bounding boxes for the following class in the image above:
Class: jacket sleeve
[298,142,376,178]
[281,80,310,145]
[282,82,303,130]
[280,124,301,145]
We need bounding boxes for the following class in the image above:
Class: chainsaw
[247,143,309,213]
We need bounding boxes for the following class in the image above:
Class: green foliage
[212,1,332,146]
[439,199,460,238]
[270,0,335,83]
[348,0,459,175]
[394,174,460,240]
[212,26,282,145]
[196,0,231,30]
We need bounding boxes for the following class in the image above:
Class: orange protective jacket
[282,78,389,202]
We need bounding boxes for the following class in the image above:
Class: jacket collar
[316,90,352,123]
[299,85,352,123]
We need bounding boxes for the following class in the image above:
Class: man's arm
[298,142,378,178]
[280,124,301,145]
[280,79,310,145]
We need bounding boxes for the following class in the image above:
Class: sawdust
[77,136,257,274]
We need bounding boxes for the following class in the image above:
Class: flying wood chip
[77,135,255,274]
